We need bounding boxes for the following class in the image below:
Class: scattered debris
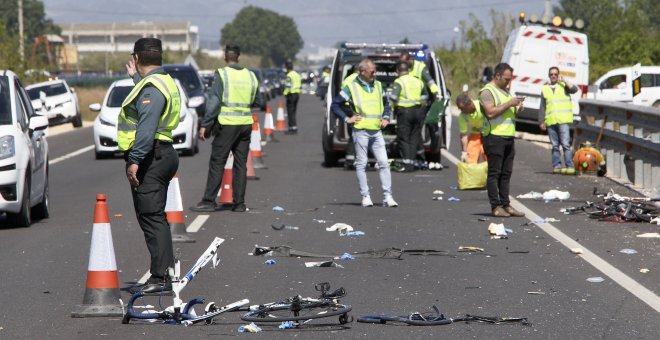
[450,186,458,190]
[448,197,461,202]
[586,277,605,283]
[619,248,638,254]
[272,206,284,212]
[313,219,327,223]
[458,246,484,252]
[114,214,123,218]
[488,223,508,239]
[340,253,354,260]
[344,231,365,237]
[571,248,584,254]
[517,191,542,199]
[271,224,299,231]
[250,245,404,259]
[637,233,660,238]
[326,223,353,235]
[238,322,262,333]
[640,268,650,273]
[651,217,660,225]
[432,196,443,201]
[542,190,570,201]
[433,190,445,195]
[279,321,296,329]
[264,259,277,265]
[465,286,482,289]
[305,261,344,268]
[527,291,545,295]
[507,250,529,254]
[478,217,490,222]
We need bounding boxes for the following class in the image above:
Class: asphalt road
[0,95,658,339]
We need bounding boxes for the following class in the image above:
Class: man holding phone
[479,63,525,218]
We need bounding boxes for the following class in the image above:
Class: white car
[91,78,199,159]
[589,65,660,107]
[26,79,82,128]
[0,70,50,227]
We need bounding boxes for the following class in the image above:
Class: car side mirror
[29,115,49,131]
[89,103,102,112]
[70,87,76,93]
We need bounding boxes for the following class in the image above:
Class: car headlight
[0,136,15,160]
[188,96,205,108]
[99,117,115,127]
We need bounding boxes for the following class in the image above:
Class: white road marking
[137,271,150,284]
[187,215,209,233]
[49,145,95,165]
[441,149,660,314]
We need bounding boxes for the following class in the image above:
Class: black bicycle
[358,305,529,326]
[240,282,352,326]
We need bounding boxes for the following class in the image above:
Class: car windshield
[0,76,12,125]
[106,86,133,108]
[166,69,202,95]
[27,82,68,99]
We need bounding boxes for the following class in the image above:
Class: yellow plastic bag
[457,161,487,190]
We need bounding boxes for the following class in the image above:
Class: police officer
[283,60,302,134]
[456,93,487,164]
[389,62,428,172]
[119,38,180,294]
[479,63,525,218]
[190,44,263,213]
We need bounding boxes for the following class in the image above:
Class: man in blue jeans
[330,59,398,208]
[539,66,578,174]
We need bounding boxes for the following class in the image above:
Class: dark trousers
[130,143,179,278]
[202,124,251,204]
[482,135,515,209]
[286,93,300,130]
[396,106,425,162]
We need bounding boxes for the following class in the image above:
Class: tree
[0,21,22,72]
[220,6,303,67]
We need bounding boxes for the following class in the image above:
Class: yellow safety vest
[350,80,384,131]
[217,67,258,125]
[394,74,425,108]
[117,74,180,151]
[458,100,486,135]
[342,73,358,88]
[411,60,439,95]
[284,70,302,95]
[542,83,573,126]
[479,83,516,137]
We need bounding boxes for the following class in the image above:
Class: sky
[42,0,560,52]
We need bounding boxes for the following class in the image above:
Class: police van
[321,43,452,167]
[501,15,589,125]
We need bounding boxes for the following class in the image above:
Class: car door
[598,72,632,102]
[16,79,46,201]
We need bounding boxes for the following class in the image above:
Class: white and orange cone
[264,104,276,142]
[165,174,195,243]
[250,112,267,169]
[275,100,287,131]
[247,153,259,180]
[217,153,234,205]
[71,194,123,317]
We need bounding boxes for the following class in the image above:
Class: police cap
[133,38,162,54]
[225,44,241,55]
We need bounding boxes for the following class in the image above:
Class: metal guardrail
[574,99,660,195]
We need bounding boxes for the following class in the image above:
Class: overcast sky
[43,0,560,51]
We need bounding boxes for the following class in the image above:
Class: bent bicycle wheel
[241,301,352,322]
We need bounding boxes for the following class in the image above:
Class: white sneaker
[383,195,398,207]
[361,196,374,207]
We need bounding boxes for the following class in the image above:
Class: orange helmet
[573,142,605,172]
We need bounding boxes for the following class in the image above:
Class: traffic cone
[71,194,123,317]
[264,104,276,142]
[247,153,259,180]
[275,100,287,131]
[217,153,234,204]
[250,112,267,169]
[165,174,195,243]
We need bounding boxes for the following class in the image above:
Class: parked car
[198,69,215,93]
[322,43,452,167]
[91,78,199,159]
[0,70,50,227]
[162,65,207,118]
[26,79,82,127]
[264,68,284,96]
[589,65,660,107]
[249,68,271,110]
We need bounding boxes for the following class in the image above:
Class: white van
[501,23,589,125]
[589,66,660,107]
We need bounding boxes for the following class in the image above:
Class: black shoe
[190,201,218,212]
[129,276,172,295]
[231,203,247,212]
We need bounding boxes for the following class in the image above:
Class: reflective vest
[321,70,330,84]
[349,79,384,130]
[458,100,486,135]
[542,83,573,126]
[394,74,425,108]
[411,60,439,95]
[117,73,180,151]
[341,73,358,88]
[479,83,516,137]
[284,70,302,95]
[217,67,258,125]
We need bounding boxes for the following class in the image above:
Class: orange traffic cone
[217,153,234,204]
[71,194,123,317]
[250,112,267,169]
[264,104,276,142]
[166,174,195,243]
[247,152,259,180]
[275,100,287,131]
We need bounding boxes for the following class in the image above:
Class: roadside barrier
[574,99,660,195]
[166,174,195,243]
[71,194,123,317]
[250,112,267,169]
[217,153,234,204]
[275,100,287,131]
[264,104,276,141]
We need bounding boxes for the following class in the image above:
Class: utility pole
[18,0,24,63]
[542,0,551,23]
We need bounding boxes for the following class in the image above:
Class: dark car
[162,64,207,118]
[248,68,271,110]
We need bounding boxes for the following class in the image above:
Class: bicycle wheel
[241,300,352,323]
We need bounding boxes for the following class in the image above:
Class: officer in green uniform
[119,38,180,294]
[389,62,428,172]
[283,60,302,134]
[190,45,263,213]
[479,63,525,218]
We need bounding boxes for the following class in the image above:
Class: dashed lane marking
[440,148,660,314]
[49,145,94,165]
[187,215,209,233]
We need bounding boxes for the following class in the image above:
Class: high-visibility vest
[411,60,439,95]
[458,100,487,135]
[117,73,180,151]
[393,74,425,108]
[541,83,573,126]
[284,70,302,95]
[349,80,384,131]
[341,73,358,88]
[217,67,258,125]
[479,83,516,137]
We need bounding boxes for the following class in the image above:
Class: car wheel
[9,178,31,227]
[653,101,660,108]
[33,172,50,220]
[72,112,83,128]
[95,150,109,160]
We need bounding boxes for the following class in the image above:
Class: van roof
[515,24,588,44]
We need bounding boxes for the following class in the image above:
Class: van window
[655,74,660,87]
[640,74,655,88]
[600,75,627,89]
